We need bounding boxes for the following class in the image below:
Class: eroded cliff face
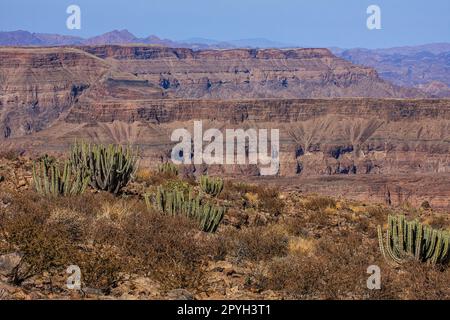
[80,45,421,99]
[0,47,109,138]
[0,47,165,138]
[61,98,450,175]
[0,45,424,138]
[4,95,449,178]
[1,44,439,140]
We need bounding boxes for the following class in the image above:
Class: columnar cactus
[158,162,179,176]
[200,175,224,197]
[70,142,138,194]
[32,156,89,196]
[378,214,450,265]
[196,202,226,233]
[145,186,225,232]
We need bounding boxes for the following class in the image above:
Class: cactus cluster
[158,162,179,176]
[70,142,137,194]
[32,156,89,196]
[145,186,225,232]
[378,215,450,265]
[200,175,224,197]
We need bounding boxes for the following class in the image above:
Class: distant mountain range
[0,29,293,49]
[1,29,449,97]
[330,44,450,97]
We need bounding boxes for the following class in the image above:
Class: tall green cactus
[145,186,225,232]
[32,156,89,196]
[70,142,138,194]
[378,214,450,265]
[200,175,224,197]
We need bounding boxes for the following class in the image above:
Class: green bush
[70,142,138,194]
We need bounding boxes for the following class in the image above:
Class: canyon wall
[80,45,422,100]
[0,46,448,208]
[63,98,450,176]
[0,47,109,138]
[0,45,424,138]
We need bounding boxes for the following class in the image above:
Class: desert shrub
[257,233,379,299]
[303,195,337,211]
[77,244,125,293]
[256,187,284,216]
[260,255,325,298]
[219,181,265,202]
[0,202,79,284]
[377,262,450,299]
[162,179,193,194]
[0,190,128,292]
[0,187,225,294]
[256,227,450,300]
[0,148,24,161]
[420,200,432,210]
[119,211,212,292]
[281,216,310,238]
[47,208,89,242]
[427,215,449,230]
[134,168,154,186]
[300,207,334,228]
[134,168,153,184]
[365,205,391,225]
[225,225,289,262]
[220,181,284,215]
[137,167,193,187]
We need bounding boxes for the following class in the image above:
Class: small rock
[0,252,22,276]
[166,289,194,300]
[82,287,104,296]
[17,179,27,187]
[111,276,161,298]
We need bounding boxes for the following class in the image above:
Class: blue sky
[0,0,449,48]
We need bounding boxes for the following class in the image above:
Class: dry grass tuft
[225,225,289,263]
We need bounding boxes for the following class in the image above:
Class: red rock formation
[79,45,422,100]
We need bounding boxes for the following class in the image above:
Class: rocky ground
[0,156,449,300]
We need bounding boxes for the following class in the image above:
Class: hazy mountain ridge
[332,44,450,97]
[0,29,292,49]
